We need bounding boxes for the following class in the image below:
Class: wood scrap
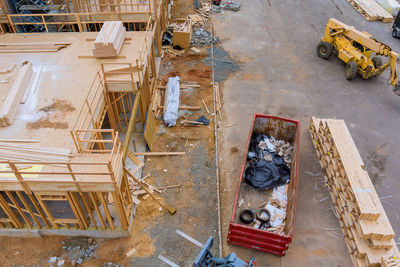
[0,139,40,143]
[134,152,185,156]
[214,83,223,123]
[93,21,126,58]
[0,42,71,53]
[124,168,177,215]
[126,248,136,258]
[201,98,210,114]
[0,62,33,127]
[0,64,16,74]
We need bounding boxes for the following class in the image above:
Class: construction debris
[191,28,219,46]
[221,0,241,11]
[245,134,292,190]
[93,21,126,58]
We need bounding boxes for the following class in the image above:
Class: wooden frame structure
[0,0,168,35]
[0,7,159,236]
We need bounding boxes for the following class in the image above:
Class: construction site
[0,0,400,265]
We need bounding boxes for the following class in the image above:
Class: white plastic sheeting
[376,0,400,16]
[163,76,180,127]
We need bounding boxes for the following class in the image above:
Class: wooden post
[107,162,129,229]
[75,13,83,32]
[0,193,23,228]
[122,90,141,161]
[35,194,59,229]
[97,192,114,230]
[89,192,106,229]
[6,192,32,228]
[15,191,41,227]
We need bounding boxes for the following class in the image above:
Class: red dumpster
[227,114,300,256]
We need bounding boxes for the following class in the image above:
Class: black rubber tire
[256,208,271,223]
[345,61,357,80]
[372,57,382,69]
[239,209,255,224]
[317,41,333,60]
[393,29,397,38]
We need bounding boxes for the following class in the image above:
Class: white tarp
[163,76,180,127]
[376,0,400,16]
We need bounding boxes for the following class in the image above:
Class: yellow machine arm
[325,19,400,95]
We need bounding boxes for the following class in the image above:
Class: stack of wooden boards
[0,42,71,53]
[345,0,393,22]
[194,1,211,21]
[0,62,32,127]
[0,142,71,162]
[93,21,126,58]
[310,117,400,267]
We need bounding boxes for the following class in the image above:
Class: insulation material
[376,0,400,15]
[163,77,180,127]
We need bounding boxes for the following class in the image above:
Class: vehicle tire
[372,57,382,69]
[317,41,333,60]
[239,209,255,224]
[393,29,397,38]
[345,61,357,80]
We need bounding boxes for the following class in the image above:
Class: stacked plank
[0,62,33,127]
[345,0,393,22]
[310,117,400,267]
[194,1,211,22]
[93,21,126,58]
[0,42,71,53]
[0,142,71,162]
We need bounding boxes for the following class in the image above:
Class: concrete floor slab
[214,0,400,266]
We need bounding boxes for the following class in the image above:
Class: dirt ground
[0,40,218,267]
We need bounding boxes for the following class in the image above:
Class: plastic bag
[163,77,180,127]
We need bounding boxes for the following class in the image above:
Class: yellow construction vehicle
[317,18,400,96]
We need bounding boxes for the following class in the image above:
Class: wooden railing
[7,10,151,33]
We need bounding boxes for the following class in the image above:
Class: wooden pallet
[345,0,393,23]
[310,117,400,267]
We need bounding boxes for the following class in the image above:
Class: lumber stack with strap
[0,62,33,127]
[345,0,393,23]
[93,21,126,58]
[310,117,400,267]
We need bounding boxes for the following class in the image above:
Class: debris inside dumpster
[222,0,241,11]
[244,134,293,190]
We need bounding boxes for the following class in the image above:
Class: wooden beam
[122,90,141,161]
[134,152,185,156]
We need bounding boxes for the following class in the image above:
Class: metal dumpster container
[227,114,300,256]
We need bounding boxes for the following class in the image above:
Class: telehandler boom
[317,18,400,96]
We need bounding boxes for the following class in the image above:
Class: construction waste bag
[376,0,400,16]
[163,76,180,127]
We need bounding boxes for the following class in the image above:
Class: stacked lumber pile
[310,117,400,267]
[0,142,71,162]
[93,21,126,58]
[188,14,207,28]
[0,62,33,127]
[194,1,211,22]
[0,42,71,53]
[345,0,393,22]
